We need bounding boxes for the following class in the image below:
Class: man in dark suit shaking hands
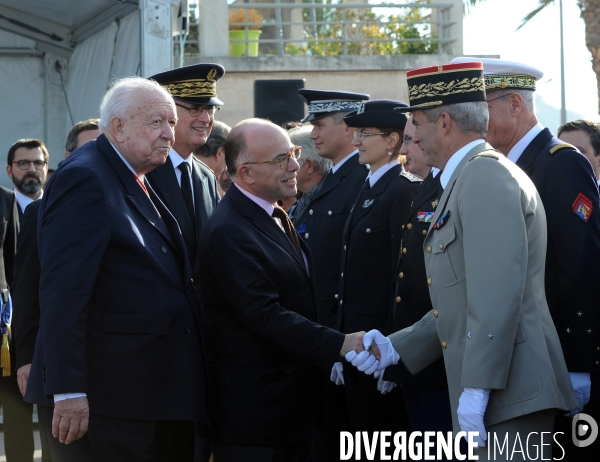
[25,77,207,462]
[198,118,370,462]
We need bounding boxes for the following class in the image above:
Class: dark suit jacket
[25,134,208,423]
[146,154,219,290]
[0,187,18,368]
[384,171,447,388]
[294,153,368,328]
[198,184,345,445]
[11,200,40,370]
[516,128,600,376]
[334,166,420,334]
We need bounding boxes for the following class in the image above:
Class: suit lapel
[228,186,308,273]
[351,165,400,226]
[312,152,360,202]
[515,128,552,175]
[428,142,492,232]
[411,171,441,215]
[147,159,197,257]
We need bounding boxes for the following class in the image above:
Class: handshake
[337,330,400,393]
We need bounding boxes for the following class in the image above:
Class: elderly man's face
[117,90,176,175]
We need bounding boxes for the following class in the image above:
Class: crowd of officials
[0,57,599,462]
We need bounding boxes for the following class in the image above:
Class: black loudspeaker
[254,79,306,126]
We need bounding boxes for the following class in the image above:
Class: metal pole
[559,0,567,125]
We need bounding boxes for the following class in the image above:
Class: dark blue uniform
[295,153,368,329]
[334,166,418,446]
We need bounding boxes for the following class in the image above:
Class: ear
[305,159,315,174]
[237,165,254,185]
[110,117,126,143]
[6,165,12,179]
[385,132,400,151]
[439,112,452,135]
[508,93,524,114]
[216,146,225,159]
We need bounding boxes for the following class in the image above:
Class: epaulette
[549,143,575,155]
[400,171,422,182]
[469,152,499,161]
[193,157,215,175]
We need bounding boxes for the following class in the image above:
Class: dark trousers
[313,373,349,462]
[38,405,194,462]
[212,437,310,462]
[401,384,454,461]
[0,374,34,462]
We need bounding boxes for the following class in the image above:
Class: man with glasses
[452,57,600,460]
[6,138,49,219]
[147,63,223,462]
[197,118,369,462]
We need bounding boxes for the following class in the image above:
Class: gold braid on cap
[485,74,537,91]
[165,79,217,98]
[408,77,485,102]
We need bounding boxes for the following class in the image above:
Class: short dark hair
[223,127,247,176]
[558,119,600,156]
[65,118,100,153]
[7,139,49,166]
[194,121,231,158]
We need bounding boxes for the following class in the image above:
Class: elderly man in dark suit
[198,118,369,462]
[25,76,207,462]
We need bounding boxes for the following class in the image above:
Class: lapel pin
[363,199,374,208]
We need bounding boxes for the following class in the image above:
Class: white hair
[425,101,489,137]
[289,125,331,174]
[99,76,173,130]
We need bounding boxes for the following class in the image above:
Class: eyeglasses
[354,131,390,140]
[403,135,413,146]
[175,102,220,117]
[243,146,302,170]
[486,93,511,104]
[12,160,47,170]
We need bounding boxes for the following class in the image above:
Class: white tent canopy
[0,0,180,187]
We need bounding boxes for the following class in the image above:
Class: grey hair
[99,76,173,130]
[288,125,331,174]
[488,88,535,113]
[425,101,489,138]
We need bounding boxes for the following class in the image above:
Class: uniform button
[328,211,332,215]
[441,340,447,349]
[305,233,309,239]
[335,294,338,299]
[340,300,343,305]
[309,209,313,215]
[402,225,405,229]
[402,248,407,255]
[407,223,412,230]
[427,246,432,253]
[422,230,427,236]
[427,278,432,286]
[185,325,192,334]
[398,272,404,279]
[597,361,599,365]
[190,278,194,284]
[433,310,439,317]
[366,228,371,233]
[439,244,444,250]
[341,272,344,278]
[395,296,401,303]
[161,246,168,253]
[344,245,346,250]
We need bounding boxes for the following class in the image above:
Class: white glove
[457,387,490,448]
[565,372,591,417]
[330,362,345,386]
[362,329,400,373]
[377,374,397,395]
[345,350,379,375]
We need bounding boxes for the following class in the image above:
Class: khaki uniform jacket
[389,142,578,432]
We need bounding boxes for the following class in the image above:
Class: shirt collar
[431,167,441,178]
[168,148,193,170]
[331,150,358,174]
[234,183,275,216]
[367,160,399,188]
[506,123,544,163]
[439,139,485,189]
[14,188,41,213]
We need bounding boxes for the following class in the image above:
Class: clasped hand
[344,329,399,377]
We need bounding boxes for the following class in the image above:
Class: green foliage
[285,0,439,56]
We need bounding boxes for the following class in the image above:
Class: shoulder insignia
[193,157,215,175]
[401,171,422,182]
[572,192,593,223]
[470,152,499,161]
[549,143,575,155]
